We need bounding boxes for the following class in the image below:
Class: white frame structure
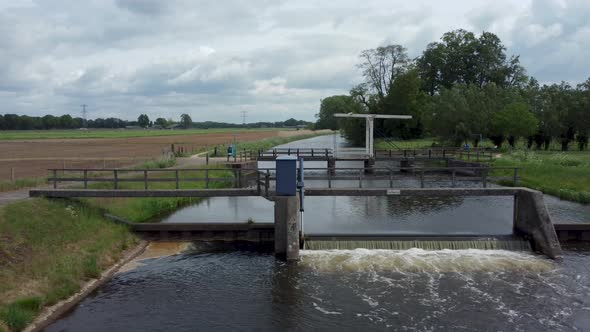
[333,113,412,158]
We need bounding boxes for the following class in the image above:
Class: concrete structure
[274,196,300,261]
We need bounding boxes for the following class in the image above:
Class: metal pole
[514,168,519,186]
[83,170,88,189]
[175,170,179,189]
[257,171,261,194]
[206,169,210,189]
[452,170,456,188]
[114,170,118,189]
[144,170,148,189]
[53,169,57,189]
[389,169,393,188]
[482,169,487,188]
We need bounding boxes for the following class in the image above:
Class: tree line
[315,29,590,151]
[0,112,312,130]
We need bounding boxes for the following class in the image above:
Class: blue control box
[276,155,297,196]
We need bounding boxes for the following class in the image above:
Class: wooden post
[83,170,88,189]
[114,170,118,189]
[420,170,424,188]
[205,169,210,189]
[144,170,148,189]
[265,170,270,196]
[389,169,393,188]
[358,169,363,188]
[257,171,261,194]
[175,170,179,189]
[53,169,57,189]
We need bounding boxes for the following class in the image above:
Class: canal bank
[0,131,333,332]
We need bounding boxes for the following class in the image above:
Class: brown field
[0,130,304,180]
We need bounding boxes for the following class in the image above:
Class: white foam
[299,248,555,273]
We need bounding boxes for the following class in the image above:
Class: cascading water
[303,238,532,251]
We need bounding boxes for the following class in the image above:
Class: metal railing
[47,165,519,196]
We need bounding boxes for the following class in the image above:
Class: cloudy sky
[1,0,589,123]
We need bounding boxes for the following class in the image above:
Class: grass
[0,178,47,193]
[83,165,235,222]
[491,150,590,204]
[0,199,137,331]
[0,128,282,140]
[374,138,437,150]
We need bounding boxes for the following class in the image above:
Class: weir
[30,157,562,261]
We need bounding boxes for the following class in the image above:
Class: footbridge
[30,160,562,260]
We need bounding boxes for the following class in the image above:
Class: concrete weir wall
[514,189,562,259]
[274,196,300,261]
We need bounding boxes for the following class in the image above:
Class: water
[45,134,590,331]
[45,245,590,331]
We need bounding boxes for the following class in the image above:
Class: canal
[46,135,590,331]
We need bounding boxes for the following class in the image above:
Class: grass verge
[491,150,590,204]
[0,178,47,193]
[0,199,137,331]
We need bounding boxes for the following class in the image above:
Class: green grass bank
[0,131,334,330]
[492,150,590,204]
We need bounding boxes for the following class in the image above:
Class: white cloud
[0,0,589,122]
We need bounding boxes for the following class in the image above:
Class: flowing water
[45,134,590,331]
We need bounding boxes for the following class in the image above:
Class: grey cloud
[1,0,589,122]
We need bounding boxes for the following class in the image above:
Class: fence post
[237,169,242,188]
[144,170,148,190]
[452,170,456,188]
[53,169,57,189]
[359,169,363,188]
[175,170,179,189]
[328,171,332,188]
[513,168,519,186]
[257,171,261,194]
[389,169,393,188]
[420,170,424,188]
[206,169,210,188]
[482,169,487,188]
[114,170,118,189]
[10,167,14,182]
[103,158,106,169]
[83,170,88,189]
[265,170,270,196]
[206,154,209,165]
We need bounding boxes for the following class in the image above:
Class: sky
[1,0,589,123]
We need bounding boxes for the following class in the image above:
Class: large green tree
[417,30,527,95]
[180,114,192,129]
[137,114,150,128]
[491,102,538,148]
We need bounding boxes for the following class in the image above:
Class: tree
[491,102,538,148]
[315,95,358,130]
[155,118,168,128]
[137,114,150,128]
[357,45,411,110]
[180,114,192,129]
[416,30,527,94]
